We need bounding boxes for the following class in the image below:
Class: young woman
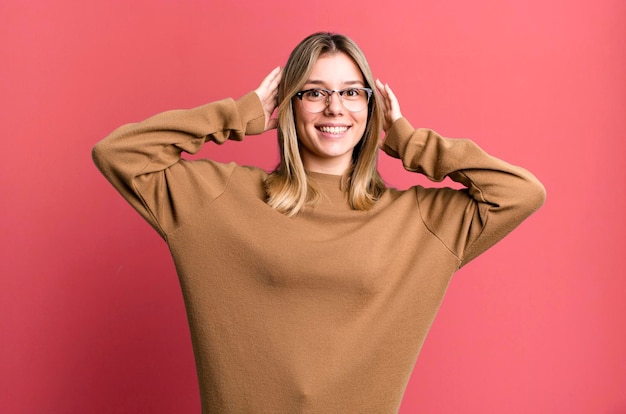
[93,32,545,413]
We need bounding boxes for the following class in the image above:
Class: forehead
[305,52,364,85]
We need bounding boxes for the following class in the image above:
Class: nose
[324,91,344,115]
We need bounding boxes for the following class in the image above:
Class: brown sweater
[92,92,545,413]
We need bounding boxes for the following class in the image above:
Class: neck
[302,156,352,176]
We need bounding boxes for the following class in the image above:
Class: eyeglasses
[294,87,373,113]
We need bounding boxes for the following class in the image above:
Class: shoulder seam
[413,187,463,265]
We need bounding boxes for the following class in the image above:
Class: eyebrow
[304,79,365,87]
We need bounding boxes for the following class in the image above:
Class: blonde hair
[265,32,386,216]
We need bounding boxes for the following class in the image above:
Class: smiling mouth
[318,126,349,134]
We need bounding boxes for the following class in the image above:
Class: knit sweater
[92,92,545,413]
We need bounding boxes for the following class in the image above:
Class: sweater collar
[306,171,350,209]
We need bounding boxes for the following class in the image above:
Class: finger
[258,66,280,92]
[384,83,398,104]
[375,80,388,108]
[270,67,282,84]
[383,83,402,122]
[378,81,397,115]
[265,66,282,90]
[375,79,387,99]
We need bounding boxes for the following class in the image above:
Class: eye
[304,89,326,99]
[342,88,361,97]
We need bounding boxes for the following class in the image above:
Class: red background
[2,0,625,412]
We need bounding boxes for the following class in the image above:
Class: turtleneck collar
[306,171,350,209]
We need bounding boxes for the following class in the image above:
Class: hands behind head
[255,67,282,132]
[375,79,403,133]
[254,68,401,134]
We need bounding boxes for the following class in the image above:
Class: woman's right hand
[254,66,282,132]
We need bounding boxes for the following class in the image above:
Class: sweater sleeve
[382,118,546,267]
[92,92,266,239]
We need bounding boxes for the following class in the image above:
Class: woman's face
[293,52,368,175]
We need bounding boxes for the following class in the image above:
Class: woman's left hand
[375,79,403,132]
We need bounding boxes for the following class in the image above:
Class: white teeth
[319,126,348,134]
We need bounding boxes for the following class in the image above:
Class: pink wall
[2,0,625,412]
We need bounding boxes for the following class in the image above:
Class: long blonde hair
[265,32,386,216]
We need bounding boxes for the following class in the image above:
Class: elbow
[535,180,547,209]
[91,137,115,176]
[518,175,547,216]
[91,140,106,172]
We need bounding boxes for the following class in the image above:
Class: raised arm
[376,80,546,266]
[92,68,281,237]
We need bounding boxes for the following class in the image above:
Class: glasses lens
[341,88,369,112]
[301,90,327,113]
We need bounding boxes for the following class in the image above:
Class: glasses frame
[294,87,373,113]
